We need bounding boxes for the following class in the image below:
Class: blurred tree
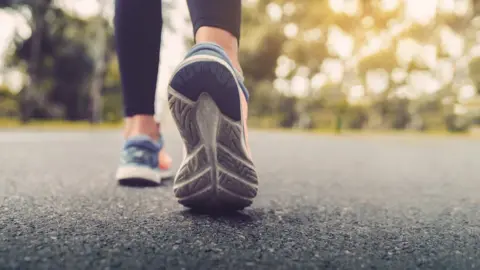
[1,0,177,122]
[5,0,55,122]
[469,57,480,93]
[88,0,109,124]
[1,0,479,131]
[0,84,19,117]
[8,6,99,120]
[240,1,287,121]
[2,0,92,120]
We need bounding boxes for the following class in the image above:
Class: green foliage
[0,85,19,117]
[445,114,472,133]
[469,56,480,94]
[344,105,369,129]
[1,1,121,121]
[240,3,285,83]
[102,92,122,123]
[238,0,480,132]
[1,0,479,133]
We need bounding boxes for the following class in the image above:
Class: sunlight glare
[440,26,465,59]
[405,0,436,25]
[359,35,384,57]
[328,0,358,16]
[284,23,298,38]
[311,73,328,90]
[321,58,344,84]
[454,0,469,17]
[396,38,419,67]
[71,0,100,18]
[283,2,296,16]
[391,68,408,84]
[274,78,290,94]
[458,85,476,101]
[327,26,354,59]
[267,3,283,22]
[419,44,437,70]
[409,71,440,94]
[438,0,455,14]
[291,75,310,98]
[276,55,296,78]
[435,59,454,86]
[380,0,399,12]
[366,69,389,94]
[394,85,419,99]
[349,85,365,99]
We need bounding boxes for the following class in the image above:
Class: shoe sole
[116,166,172,187]
[168,57,258,211]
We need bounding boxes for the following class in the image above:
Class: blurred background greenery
[1,0,480,134]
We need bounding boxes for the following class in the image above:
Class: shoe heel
[169,58,242,122]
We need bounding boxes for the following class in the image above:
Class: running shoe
[167,42,259,211]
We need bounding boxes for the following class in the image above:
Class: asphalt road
[1,129,480,270]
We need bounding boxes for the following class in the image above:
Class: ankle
[124,117,132,139]
[124,115,159,141]
[195,26,242,74]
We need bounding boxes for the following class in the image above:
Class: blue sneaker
[167,42,259,211]
[116,135,171,186]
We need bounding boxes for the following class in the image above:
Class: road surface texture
[1,129,480,270]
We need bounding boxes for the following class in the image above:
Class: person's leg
[187,0,242,73]
[114,0,171,184]
[167,0,258,210]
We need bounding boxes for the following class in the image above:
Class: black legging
[114,0,242,117]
